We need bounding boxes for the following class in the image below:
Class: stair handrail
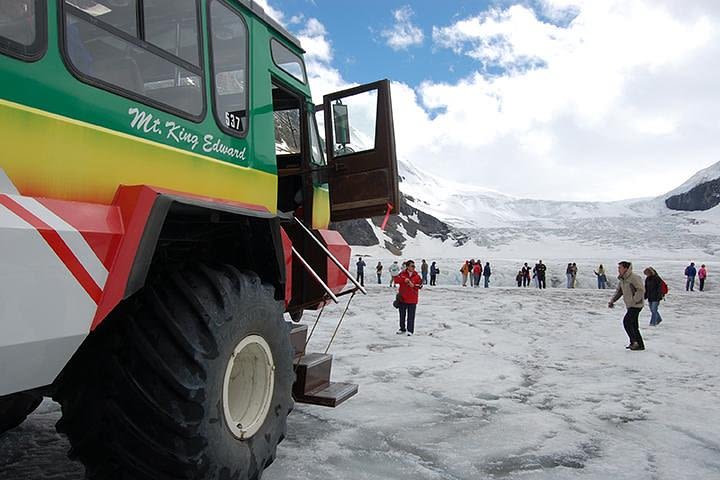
[293,217,368,295]
[291,246,339,303]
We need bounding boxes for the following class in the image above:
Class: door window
[328,90,378,157]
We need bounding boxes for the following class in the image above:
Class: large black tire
[54,265,294,480]
[0,392,42,434]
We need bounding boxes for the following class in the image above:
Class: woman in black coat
[643,267,664,326]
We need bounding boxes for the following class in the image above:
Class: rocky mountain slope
[665,161,720,211]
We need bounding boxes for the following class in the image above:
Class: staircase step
[289,323,308,359]
[295,382,358,407]
[293,352,332,397]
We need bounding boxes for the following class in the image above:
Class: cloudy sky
[257,0,720,201]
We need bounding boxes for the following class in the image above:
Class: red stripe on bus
[0,195,103,304]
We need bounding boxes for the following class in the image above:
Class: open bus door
[320,80,400,222]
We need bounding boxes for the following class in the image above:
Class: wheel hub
[222,335,275,440]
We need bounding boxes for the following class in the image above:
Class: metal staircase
[287,218,364,407]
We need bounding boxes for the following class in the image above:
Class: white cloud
[381,6,425,51]
[251,0,285,25]
[259,1,720,201]
[415,0,718,200]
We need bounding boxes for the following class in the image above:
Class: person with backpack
[698,264,708,291]
[685,262,697,291]
[516,270,523,287]
[394,260,423,336]
[643,267,664,326]
[608,261,646,350]
[429,261,439,286]
[376,261,383,284]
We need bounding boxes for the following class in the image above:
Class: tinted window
[63,1,203,118]
[209,0,248,136]
[144,0,200,66]
[271,39,306,84]
[66,0,137,36]
[0,0,45,60]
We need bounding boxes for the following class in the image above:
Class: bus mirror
[332,103,350,145]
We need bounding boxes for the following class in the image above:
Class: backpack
[660,279,669,296]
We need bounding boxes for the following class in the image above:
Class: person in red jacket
[395,260,423,336]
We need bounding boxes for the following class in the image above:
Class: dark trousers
[522,276,529,287]
[623,307,644,348]
[430,274,436,286]
[357,272,364,286]
[399,302,417,333]
[700,278,705,291]
[538,275,546,289]
[377,273,382,284]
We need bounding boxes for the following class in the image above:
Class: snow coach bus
[0,0,399,478]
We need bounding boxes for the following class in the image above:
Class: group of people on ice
[460,259,493,287]
[368,254,710,350]
[368,258,440,288]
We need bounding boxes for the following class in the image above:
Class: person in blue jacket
[684,262,697,291]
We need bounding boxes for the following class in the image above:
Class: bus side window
[208,0,248,137]
[62,0,204,120]
[0,0,46,61]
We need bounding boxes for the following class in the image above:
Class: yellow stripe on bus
[0,98,277,211]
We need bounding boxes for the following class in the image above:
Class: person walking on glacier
[698,264,708,291]
[566,263,574,288]
[388,260,401,287]
[356,256,366,287]
[685,262,697,291]
[472,261,482,287]
[608,261,646,351]
[395,260,423,336]
[429,261,439,286]
[522,263,531,287]
[460,261,470,287]
[594,264,608,289]
[376,261,383,284]
[483,262,492,288]
[535,260,547,289]
[643,267,664,326]
[421,259,429,284]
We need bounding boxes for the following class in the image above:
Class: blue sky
[260,0,720,202]
[277,0,489,86]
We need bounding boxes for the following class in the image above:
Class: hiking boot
[407,332,413,336]
[629,343,645,351]
[396,329,406,335]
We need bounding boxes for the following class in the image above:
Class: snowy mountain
[340,158,720,261]
[664,160,720,211]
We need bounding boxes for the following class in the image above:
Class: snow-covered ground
[3,266,719,479]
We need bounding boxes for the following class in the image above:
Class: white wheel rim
[222,335,275,440]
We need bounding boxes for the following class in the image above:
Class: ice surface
[3,267,719,479]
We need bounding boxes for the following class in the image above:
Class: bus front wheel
[55,265,294,480]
